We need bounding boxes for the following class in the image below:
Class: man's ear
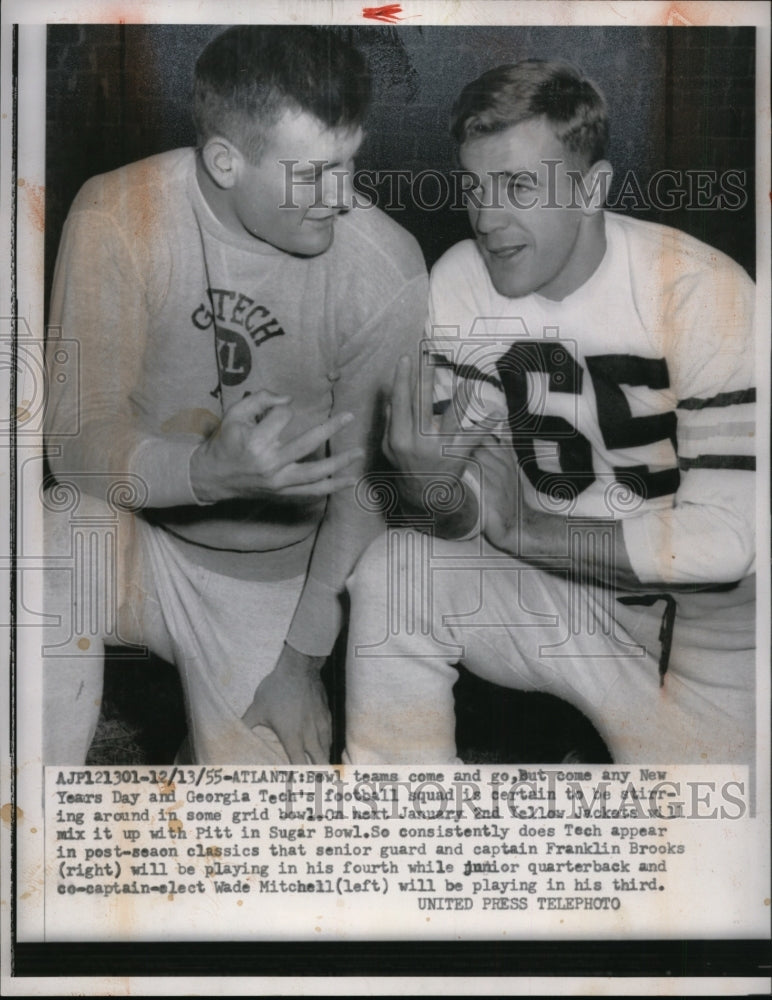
[578,159,613,214]
[200,138,242,190]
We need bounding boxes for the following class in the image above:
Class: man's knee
[347,530,392,602]
[42,491,138,646]
[348,527,443,602]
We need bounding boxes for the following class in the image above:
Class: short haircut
[451,59,609,167]
[193,26,371,162]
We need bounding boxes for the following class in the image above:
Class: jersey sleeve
[46,189,203,509]
[285,269,429,656]
[622,258,757,586]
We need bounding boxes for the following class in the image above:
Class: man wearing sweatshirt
[44,25,427,764]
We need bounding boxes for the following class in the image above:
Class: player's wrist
[437,466,481,540]
[278,642,327,675]
[189,442,224,505]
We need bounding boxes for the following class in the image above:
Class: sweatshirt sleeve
[46,192,203,509]
[286,268,429,655]
[622,257,757,586]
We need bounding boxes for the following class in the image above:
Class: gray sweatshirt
[47,148,428,655]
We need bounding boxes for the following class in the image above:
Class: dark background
[44,24,756,765]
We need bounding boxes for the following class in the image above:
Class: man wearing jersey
[344,60,756,764]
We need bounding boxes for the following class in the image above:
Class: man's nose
[323,167,355,211]
[473,202,509,235]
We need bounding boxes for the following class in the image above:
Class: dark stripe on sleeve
[677,388,756,410]
[679,455,756,471]
[429,352,503,390]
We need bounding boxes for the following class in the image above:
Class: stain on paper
[1,804,22,825]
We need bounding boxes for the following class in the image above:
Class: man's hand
[190,390,362,504]
[384,353,480,533]
[241,643,332,764]
[478,442,522,552]
[385,353,466,486]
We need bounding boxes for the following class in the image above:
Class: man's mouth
[485,243,527,260]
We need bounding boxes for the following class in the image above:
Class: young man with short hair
[344,60,756,764]
[44,26,428,764]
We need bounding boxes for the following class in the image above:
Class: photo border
[2,1,770,995]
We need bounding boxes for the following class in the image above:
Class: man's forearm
[492,504,642,591]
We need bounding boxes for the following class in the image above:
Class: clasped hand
[242,643,332,765]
